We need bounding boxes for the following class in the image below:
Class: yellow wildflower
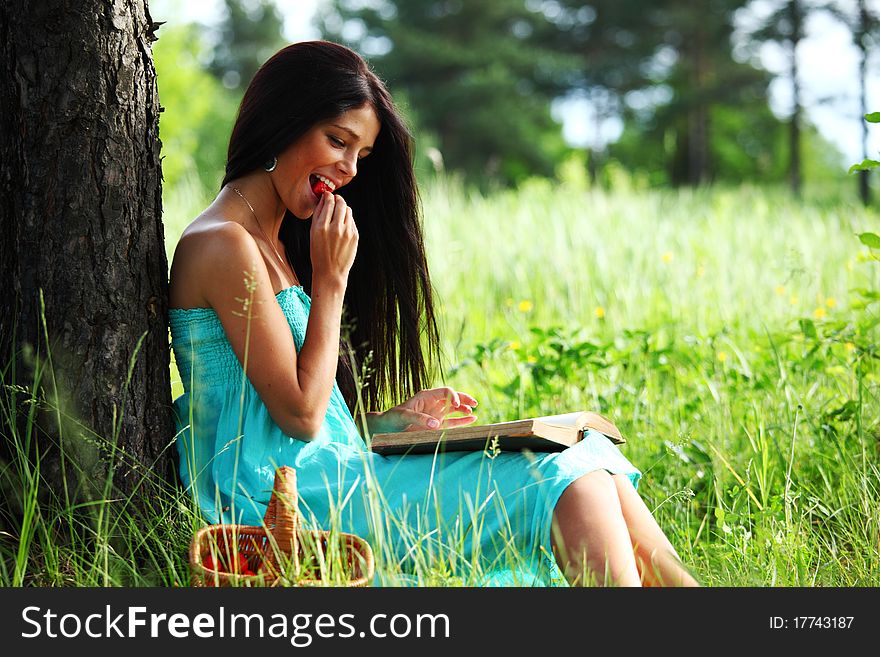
[526,355,537,364]
[662,251,673,264]
[825,297,836,308]
[845,342,855,352]
[509,340,521,350]
[717,351,728,363]
[775,285,786,296]
[518,300,533,313]
[789,295,798,306]
[595,306,606,319]
[813,307,827,319]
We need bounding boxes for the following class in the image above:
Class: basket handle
[261,466,299,576]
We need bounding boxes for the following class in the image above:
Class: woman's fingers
[449,390,478,409]
[310,191,358,284]
[331,193,348,226]
[326,197,357,247]
[442,387,479,409]
[393,406,479,432]
[406,413,478,431]
[459,392,478,408]
[425,386,460,410]
[428,387,478,414]
[315,191,334,226]
[399,410,441,431]
[441,415,478,428]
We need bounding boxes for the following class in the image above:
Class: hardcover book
[370,410,626,455]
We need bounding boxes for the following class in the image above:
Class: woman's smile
[278,103,380,218]
[309,173,338,197]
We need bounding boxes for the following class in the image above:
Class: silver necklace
[230,186,286,266]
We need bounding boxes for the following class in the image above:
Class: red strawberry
[203,549,249,574]
[312,180,333,196]
[202,554,223,573]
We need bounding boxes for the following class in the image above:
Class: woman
[169,41,698,587]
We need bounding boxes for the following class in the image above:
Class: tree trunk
[0,0,174,514]
[686,11,711,186]
[788,0,802,197]
[858,0,871,206]
[688,103,710,186]
[587,91,607,187]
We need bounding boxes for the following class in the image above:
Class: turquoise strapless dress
[170,285,640,585]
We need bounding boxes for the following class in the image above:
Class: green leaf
[848,159,880,173]
[826,400,858,422]
[865,112,880,123]
[858,232,880,249]
[851,287,880,300]
[799,318,818,339]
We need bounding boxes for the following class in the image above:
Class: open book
[369,411,626,455]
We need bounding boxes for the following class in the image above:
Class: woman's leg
[551,470,642,586]
[612,474,700,587]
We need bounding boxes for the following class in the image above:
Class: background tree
[208,0,287,91]
[308,0,855,190]
[826,0,880,204]
[853,0,879,203]
[744,0,818,195]
[0,1,174,518]
[547,0,664,183]
[854,0,880,203]
[319,0,577,186]
[592,0,785,186]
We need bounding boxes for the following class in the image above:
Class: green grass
[2,173,878,586]
[419,174,880,585]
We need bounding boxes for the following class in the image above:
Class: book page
[534,411,584,429]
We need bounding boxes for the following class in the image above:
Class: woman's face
[275,103,381,219]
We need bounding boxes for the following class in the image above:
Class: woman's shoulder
[177,213,257,255]
[170,213,264,309]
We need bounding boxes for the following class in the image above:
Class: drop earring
[264,156,277,172]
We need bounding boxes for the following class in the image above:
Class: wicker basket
[188,466,375,587]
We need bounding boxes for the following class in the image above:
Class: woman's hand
[369,387,479,434]
[310,191,358,289]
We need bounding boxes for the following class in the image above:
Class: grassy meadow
[3,172,878,587]
[418,174,880,586]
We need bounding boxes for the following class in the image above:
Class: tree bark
[788,0,802,197]
[668,3,713,188]
[857,0,871,206]
[688,24,711,186]
[0,0,174,513]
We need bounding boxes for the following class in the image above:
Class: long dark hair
[221,40,441,416]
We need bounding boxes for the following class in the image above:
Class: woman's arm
[196,192,357,439]
[293,193,358,434]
